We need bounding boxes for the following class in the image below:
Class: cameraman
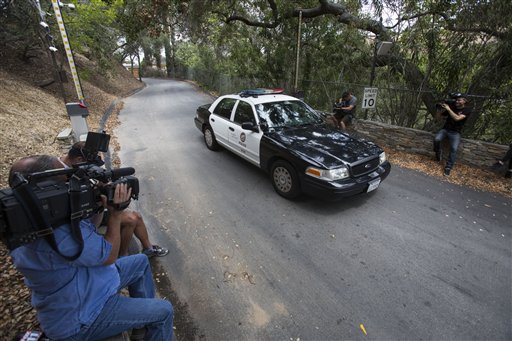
[60,142,169,258]
[433,93,471,176]
[333,91,357,130]
[8,155,174,340]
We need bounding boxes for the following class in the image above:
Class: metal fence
[173,66,511,144]
[175,65,436,123]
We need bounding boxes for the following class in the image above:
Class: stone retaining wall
[352,119,509,169]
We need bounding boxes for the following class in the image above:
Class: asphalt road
[116,78,511,340]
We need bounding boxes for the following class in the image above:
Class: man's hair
[68,141,86,159]
[8,155,59,187]
[342,91,351,98]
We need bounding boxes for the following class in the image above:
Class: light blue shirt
[10,219,120,339]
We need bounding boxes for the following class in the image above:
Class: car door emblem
[240,132,246,142]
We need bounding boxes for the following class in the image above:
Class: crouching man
[7,155,173,340]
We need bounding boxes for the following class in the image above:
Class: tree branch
[387,10,507,39]
[226,0,279,28]
[224,0,389,39]
[226,14,278,28]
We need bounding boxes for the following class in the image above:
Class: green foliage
[7,0,504,144]
[62,0,123,72]
[175,3,370,98]
[174,42,203,68]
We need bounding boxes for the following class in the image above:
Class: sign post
[362,87,378,110]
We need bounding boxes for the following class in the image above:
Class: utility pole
[294,10,302,95]
[51,0,89,141]
[35,0,89,140]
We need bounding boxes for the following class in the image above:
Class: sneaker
[444,168,451,176]
[142,245,169,258]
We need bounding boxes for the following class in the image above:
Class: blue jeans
[65,254,174,341]
[434,129,461,170]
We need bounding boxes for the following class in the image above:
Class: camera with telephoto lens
[436,92,463,112]
[0,132,139,251]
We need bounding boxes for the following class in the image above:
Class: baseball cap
[449,92,467,100]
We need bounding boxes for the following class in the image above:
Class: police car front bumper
[300,162,391,200]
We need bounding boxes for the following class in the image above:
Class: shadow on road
[150,259,205,341]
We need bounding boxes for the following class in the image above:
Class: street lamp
[369,40,393,87]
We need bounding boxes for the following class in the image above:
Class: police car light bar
[239,88,284,98]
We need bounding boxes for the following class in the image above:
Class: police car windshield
[255,100,323,128]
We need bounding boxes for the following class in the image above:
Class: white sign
[362,87,378,109]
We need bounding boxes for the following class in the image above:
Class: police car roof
[226,93,299,105]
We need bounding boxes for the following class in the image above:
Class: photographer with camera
[433,92,471,176]
[60,141,169,258]
[333,91,357,130]
[6,155,174,340]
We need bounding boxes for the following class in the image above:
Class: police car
[194,89,391,200]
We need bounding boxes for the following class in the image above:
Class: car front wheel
[271,160,301,199]
[203,125,220,151]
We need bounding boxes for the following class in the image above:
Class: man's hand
[101,183,132,213]
[101,183,132,265]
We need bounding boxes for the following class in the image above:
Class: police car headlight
[305,166,349,181]
[379,152,387,165]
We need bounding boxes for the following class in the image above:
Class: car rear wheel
[271,160,301,199]
[204,125,220,150]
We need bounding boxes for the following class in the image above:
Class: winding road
[115,78,511,340]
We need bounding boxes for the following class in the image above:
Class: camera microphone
[110,167,135,180]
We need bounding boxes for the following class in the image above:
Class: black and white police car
[194,88,391,200]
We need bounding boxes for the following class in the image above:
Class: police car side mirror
[241,122,259,132]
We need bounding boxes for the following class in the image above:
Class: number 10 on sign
[362,87,378,109]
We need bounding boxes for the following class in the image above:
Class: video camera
[0,132,139,252]
[436,92,464,112]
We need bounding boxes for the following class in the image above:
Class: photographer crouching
[2,155,173,341]
[433,92,472,176]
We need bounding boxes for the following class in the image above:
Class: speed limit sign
[362,87,378,109]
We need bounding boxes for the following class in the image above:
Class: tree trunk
[163,26,174,78]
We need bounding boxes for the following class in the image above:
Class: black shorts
[334,111,353,124]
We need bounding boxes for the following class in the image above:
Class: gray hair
[8,155,60,187]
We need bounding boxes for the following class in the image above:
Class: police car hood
[266,125,382,168]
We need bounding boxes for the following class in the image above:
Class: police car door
[210,98,237,147]
[228,100,262,166]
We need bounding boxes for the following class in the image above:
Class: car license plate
[367,179,381,192]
